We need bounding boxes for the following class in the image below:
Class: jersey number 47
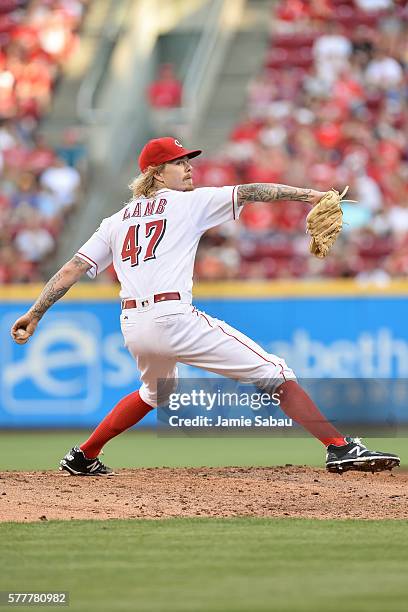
[121,220,167,267]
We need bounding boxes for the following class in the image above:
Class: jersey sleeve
[189,186,242,233]
[75,218,113,279]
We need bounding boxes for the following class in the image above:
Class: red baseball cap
[138,137,202,172]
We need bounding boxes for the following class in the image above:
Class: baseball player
[11,137,400,475]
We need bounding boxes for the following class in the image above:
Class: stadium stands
[193,0,407,281]
[2,0,406,285]
[0,0,87,283]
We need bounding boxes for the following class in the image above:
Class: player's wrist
[309,190,326,206]
[27,309,41,323]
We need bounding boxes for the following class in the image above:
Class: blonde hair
[128,164,165,199]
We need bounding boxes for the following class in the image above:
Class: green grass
[0,518,407,612]
[0,430,406,471]
[1,435,407,612]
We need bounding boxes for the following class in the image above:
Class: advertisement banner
[1,292,408,427]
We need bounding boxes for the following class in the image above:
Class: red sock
[80,390,153,458]
[276,380,346,447]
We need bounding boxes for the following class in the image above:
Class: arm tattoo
[28,256,91,321]
[71,255,92,272]
[237,183,314,207]
[29,271,71,320]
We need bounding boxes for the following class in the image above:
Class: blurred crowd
[0,0,87,283]
[193,0,408,282]
[2,0,407,285]
[147,63,183,109]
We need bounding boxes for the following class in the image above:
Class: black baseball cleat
[326,437,400,474]
[59,446,114,476]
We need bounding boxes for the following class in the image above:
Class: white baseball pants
[120,300,295,407]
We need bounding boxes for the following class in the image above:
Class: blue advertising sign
[1,292,408,427]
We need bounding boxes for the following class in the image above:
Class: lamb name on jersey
[122,198,167,219]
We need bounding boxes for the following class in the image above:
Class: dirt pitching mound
[0,466,407,522]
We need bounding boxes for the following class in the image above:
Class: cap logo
[174,139,183,148]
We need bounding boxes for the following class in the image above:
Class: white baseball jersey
[76,186,241,299]
[75,184,295,408]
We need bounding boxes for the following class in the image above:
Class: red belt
[121,292,181,310]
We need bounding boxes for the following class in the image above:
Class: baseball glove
[306,186,350,259]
